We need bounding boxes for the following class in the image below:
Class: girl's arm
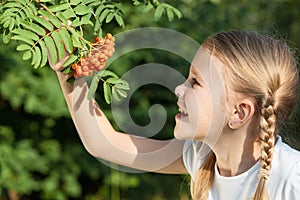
[55,70,187,174]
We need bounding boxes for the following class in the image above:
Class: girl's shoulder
[274,136,300,167]
[182,140,211,180]
[272,136,300,183]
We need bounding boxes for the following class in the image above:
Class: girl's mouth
[176,108,188,119]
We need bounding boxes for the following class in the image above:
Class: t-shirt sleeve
[284,160,300,199]
[182,140,212,180]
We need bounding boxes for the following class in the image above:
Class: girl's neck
[212,129,260,177]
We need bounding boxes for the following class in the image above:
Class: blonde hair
[191,31,299,199]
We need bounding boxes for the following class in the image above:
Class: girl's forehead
[191,47,225,83]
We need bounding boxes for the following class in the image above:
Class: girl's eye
[191,78,200,87]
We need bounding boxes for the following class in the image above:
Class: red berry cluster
[72,33,115,78]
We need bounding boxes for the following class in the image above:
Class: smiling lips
[176,103,188,119]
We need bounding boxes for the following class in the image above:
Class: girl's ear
[228,99,255,129]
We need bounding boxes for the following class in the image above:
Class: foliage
[0,0,182,103]
[1,0,300,199]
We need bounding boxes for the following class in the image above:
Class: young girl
[50,31,300,199]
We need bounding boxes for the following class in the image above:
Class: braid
[253,99,277,200]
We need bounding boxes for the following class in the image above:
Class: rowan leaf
[38,10,62,29]
[38,40,48,67]
[114,79,130,90]
[52,31,65,60]
[20,21,46,36]
[95,4,105,17]
[115,14,124,27]
[70,0,81,5]
[31,15,54,31]
[59,28,73,53]
[87,76,99,100]
[11,35,34,45]
[74,4,90,15]
[97,70,119,79]
[44,35,57,65]
[49,4,69,13]
[154,4,164,21]
[12,29,39,41]
[22,50,32,60]
[99,9,110,22]
[105,12,114,23]
[63,54,78,67]
[32,46,42,69]
[166,8,174,22]
[16,44,31,51]
[106,77,119,85]
[111,87,121,101]
[103,82,112,104]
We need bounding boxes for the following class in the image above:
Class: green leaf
[38,40,48,67]
[49,4,70,12]
[74,4,90,15]
[111,87,121,101]
[32,46,42,68]
[172,7,182,19]
[3,20,11,28]
[81,15,93,26]
[93,19,101,33]
[38,10,62,29]
[106,77,119,85]
[44,35,57,65]
[166,8,174,22]
[95,4,105,17]
[70,0,81,5]
[97,70,118,78]
[103,82,112,104]
[20,21,46,36]
[8,19,15,30]
[57,12,69,25]
[62,66,72,74]
[99,9,110,22]
[22,50,32,60]
[12,29,39,41]
[59,28,73,53]
[141,2,153,13]
[87,76,99,100]
[115,88,128,98]
[154,4,165,21]
[3,2,23,8]
[133,0,141,6]
[105,12,115,23]
[22,5,36,17]
[11,35,34,45]
[67,27,82,48]
[52,31,65,60]
[61,9,77,19]
[114,79,130,90]
[31,15,54,31]
[115,14,124,27]
[63,54,78,67]
[2,31,11,44]
[16,44,31,51]
[71,17,82,27]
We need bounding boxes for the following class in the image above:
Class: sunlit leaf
[87,75,99,100]
[103,82,112,104]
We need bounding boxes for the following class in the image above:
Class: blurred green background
[1,0,300,199]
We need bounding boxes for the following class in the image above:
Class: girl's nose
[175,83,185,98]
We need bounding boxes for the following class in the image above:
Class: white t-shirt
[183,136,300,200]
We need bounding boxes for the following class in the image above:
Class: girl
[50,31,300,199]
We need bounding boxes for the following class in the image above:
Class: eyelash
[191,78,201,86]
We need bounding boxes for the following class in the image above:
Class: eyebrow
[190,66,204,82]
